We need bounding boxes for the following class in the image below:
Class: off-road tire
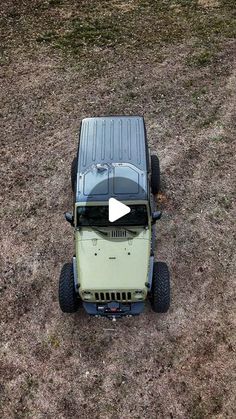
[151,155,160,194]
[59,263,79,313]
[151,262,170,313]
[71,157,77,193]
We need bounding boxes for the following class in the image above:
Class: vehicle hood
[75,228,150,292]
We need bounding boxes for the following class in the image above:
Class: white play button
[109,198,131,222]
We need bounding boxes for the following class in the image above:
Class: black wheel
[151,155,160,194]
[71,157,77,193]
[151,262,170,313]
[59,263,79,313]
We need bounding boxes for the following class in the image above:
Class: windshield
[76,205,148,227]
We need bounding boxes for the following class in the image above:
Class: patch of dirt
[198,0,219,7]
[0,1,236,418]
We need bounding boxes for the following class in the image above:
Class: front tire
[151,262,170,313]
[59,263,79,313]
[151,155,160,194]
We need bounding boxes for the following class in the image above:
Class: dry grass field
[0,0,236,418]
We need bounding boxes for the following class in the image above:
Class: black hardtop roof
[75,116,149,203]
[77,116,149,173]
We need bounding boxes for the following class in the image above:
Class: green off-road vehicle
[59,116,170,318]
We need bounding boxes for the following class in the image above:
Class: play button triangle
[109,198,131,222]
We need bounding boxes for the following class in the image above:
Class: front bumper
[83,301,144,317]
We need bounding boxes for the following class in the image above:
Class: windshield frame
[75,201,150,228]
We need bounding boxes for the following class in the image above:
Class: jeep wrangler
[59,116,170,318]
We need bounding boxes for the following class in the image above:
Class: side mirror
[152,211,162,223]
[65,212,74,226]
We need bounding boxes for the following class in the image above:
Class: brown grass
[0,0,236,418]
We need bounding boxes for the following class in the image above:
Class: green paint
[74,201,151,302]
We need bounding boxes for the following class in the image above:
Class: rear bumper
[83,301,144,317]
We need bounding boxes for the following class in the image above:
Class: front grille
[94,291,132,302]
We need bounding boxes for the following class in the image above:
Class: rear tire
[151,155,160,194]
[71,157,77,193]
[151,262,170,313]
[59,263,79,313]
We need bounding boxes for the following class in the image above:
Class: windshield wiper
[123,228,138,236]
[91,227,108,236]
[79,217,109,236]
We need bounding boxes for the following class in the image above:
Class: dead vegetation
[0,0,236,418]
